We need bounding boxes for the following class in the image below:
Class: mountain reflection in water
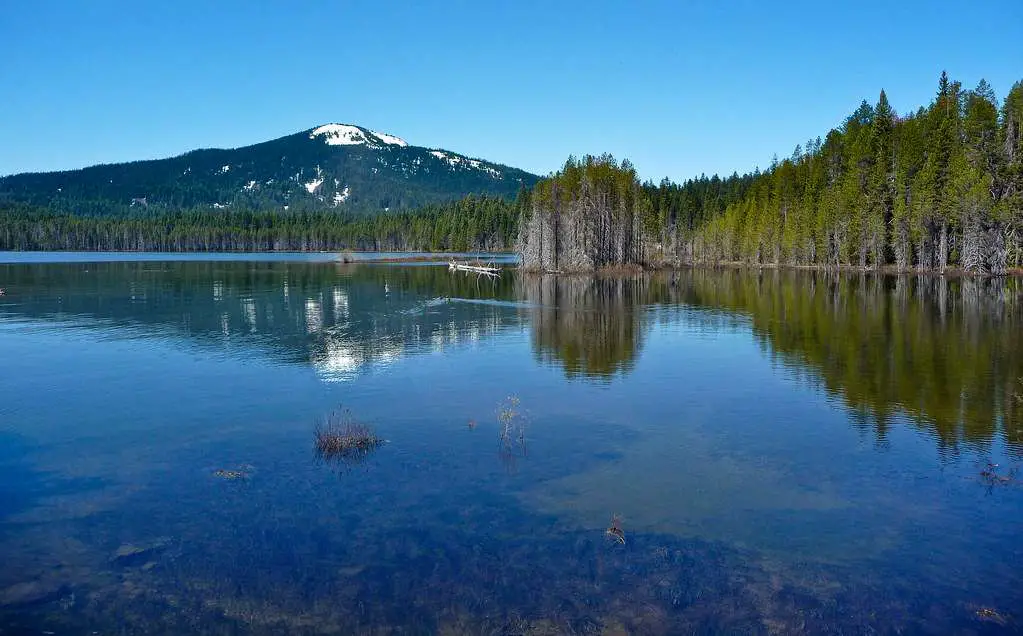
[0,259,1020,634]
[2,260,1020,450]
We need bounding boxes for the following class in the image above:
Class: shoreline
[2,248,1021,277]
[669,261,1023,279]
[342,255,509,264]
[520,261,1023,278]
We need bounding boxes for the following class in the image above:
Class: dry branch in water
[606,513,626,545]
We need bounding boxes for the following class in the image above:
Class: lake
[0,255,1021,634]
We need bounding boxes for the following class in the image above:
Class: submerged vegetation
[314,408,383,464]
[212,467,251,480]
[497,395,528,466]
[979,462,1019,489]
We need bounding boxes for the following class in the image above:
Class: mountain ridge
[0,123,538,216]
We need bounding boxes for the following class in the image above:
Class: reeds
[498,395,525,448]
[314,408,382,463]
[496,395,529,471]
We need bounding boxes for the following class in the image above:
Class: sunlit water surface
[0,254,1021,634]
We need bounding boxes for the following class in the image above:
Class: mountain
[0,124,539,215]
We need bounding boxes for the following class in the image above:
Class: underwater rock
[0,580,65,607]
[213,465,253,480]
[974,607,1009,626]
[113,544,147,560]
[111,537,171,564]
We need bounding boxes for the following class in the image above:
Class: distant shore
[667,261,1023,278]
[340,251,516,264]
[521,260,1023,278]
[3,249,1020,277]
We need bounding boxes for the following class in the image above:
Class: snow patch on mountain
[310,124,369,146]
[303,166,326,193]
[243,180,257,191]
[430,150,458,166]
[310,123,408,148]
[369,130,408,147]
[429,150,502,178]
[304,177,324,194]
[469,159,501,178]
[333,186,350,206]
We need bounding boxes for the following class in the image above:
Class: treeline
[516,154,755,270]
[693,74,1023,273]
[0,195,518,252]
[516,72,1022,273]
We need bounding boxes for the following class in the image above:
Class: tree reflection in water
[520,269,1023,455]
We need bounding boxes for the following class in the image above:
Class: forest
[0,195,518,252]
[682,74,1023,273]
[517,73,1023,273]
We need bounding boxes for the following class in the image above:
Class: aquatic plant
[606,513,626,545]
[497,396,524,445]
[212,467,251,480]
[314,408,382,462]
[495,395,529,471]
[979,462,1018,488]
[974,606,1010,626]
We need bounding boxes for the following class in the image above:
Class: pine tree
[1001,82,1023,267]
[868,90,896,266]
[958,81,1002,272]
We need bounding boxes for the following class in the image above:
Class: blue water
[0,258,1020,633]
[0,250,519,264]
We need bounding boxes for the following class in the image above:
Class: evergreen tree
[868,90,896,266]
[1001,82,1023,267]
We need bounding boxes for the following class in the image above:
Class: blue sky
[1,0,1021,181]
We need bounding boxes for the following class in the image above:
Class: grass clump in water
[314,408,383,462]
[496,395,530,471]
[498,395,525,448]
